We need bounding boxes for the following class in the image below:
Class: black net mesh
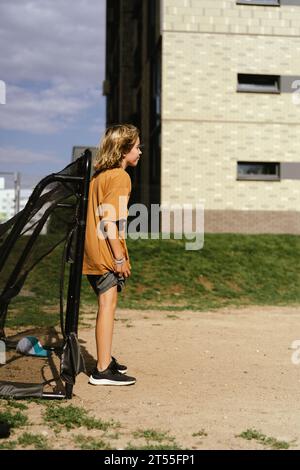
[0,152,90,398]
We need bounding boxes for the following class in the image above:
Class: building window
[237,162,280,180]
[236,0,280,5]
[237,74,280,94]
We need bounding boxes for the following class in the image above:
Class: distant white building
[0,185,48,235]
[0,188,15,222]
[72,146,98,178]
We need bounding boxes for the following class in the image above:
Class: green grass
[129,428,181,450]
[192,429,208,438]
[5,400,28,411]
[132,428,175,443]
[17,432,49,450]
[126,442,182,450]
[73,434,111,450]
[0,433,49,450]
[237,428,291,450]
[44,403,119,431]
[0,409,28,429]
[106,432,121,440]
[4,234,300,327]
[0,440,18,450]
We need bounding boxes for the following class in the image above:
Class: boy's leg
[96,285,118,371]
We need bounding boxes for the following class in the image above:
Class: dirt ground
[2,304,300,450]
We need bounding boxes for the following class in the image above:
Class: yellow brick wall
[162,121,300,210]
[161,0,300,212]
[163,0,300,36]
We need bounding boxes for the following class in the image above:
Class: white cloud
[0,0,106,133]
[0,0,106,84]
[0,83,101,134]
[0,146,60,164]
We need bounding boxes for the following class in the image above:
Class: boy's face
[122,138,142,168]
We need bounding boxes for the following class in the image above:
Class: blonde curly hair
[94,124,140,173]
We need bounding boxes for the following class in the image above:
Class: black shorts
[87,271,125,296]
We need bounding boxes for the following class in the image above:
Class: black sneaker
[89,360,136,386]
[111,356,127,374]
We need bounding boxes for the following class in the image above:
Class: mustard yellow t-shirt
[82,167,131,275]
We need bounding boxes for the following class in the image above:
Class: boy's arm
[104,221,131,277]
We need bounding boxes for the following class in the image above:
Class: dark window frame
[237,162,281,181]
[237,74,281,94]
[236,0,280,6]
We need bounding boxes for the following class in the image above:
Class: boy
[82,124,142,386]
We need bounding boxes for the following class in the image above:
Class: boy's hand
[115,259,131,278]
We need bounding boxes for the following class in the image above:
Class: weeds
[133,428,175,443]
[129,428,181,450]
[4,400,28,411]
[126,442,182,450]
[73,434,111,450]
[0,409,28,429]
[0,433,49,450]
[18,432,49,450]
[44,403,120,431]
[0,440,17,450]
[192,429,208,438]
[237,429,290,450]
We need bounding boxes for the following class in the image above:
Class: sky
[0,0,106,188]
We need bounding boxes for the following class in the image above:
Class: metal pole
[65,149,91,336]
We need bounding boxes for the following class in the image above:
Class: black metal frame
[0,149,91,399]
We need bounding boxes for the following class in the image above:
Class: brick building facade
[105,0,300,233]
